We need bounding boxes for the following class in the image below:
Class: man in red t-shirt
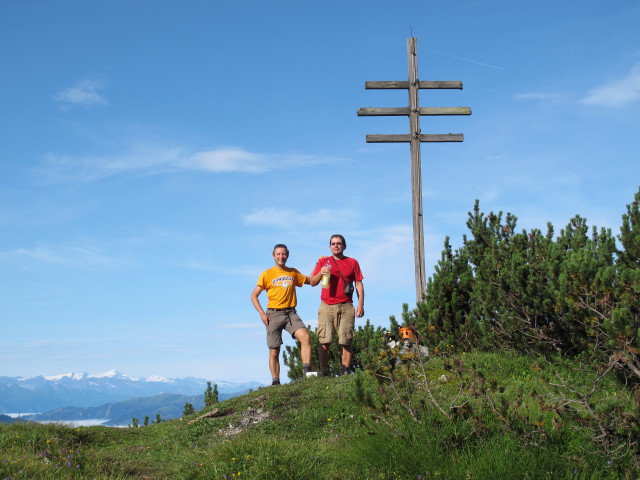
[312,234,364,375]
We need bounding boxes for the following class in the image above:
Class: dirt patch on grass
[219,408,269,436]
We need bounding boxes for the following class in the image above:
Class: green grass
[1,351,638,479]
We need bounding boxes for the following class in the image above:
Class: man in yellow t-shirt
[250,244,329,385]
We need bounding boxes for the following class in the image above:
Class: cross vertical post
[358,38,470,303]
[407,38,426,302]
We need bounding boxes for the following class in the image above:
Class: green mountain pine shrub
[411,188,640,383]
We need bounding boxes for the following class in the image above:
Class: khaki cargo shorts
[317,301,355,346]
[265,308,307,349]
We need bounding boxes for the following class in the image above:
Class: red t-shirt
[312,256,363,304]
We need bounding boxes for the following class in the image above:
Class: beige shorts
[265,308,307,349]
[317,301,355,346]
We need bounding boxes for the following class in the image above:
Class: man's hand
[355,305,364,318]
[261,312,270,326]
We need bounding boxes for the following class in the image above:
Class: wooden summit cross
[358,37,471,302]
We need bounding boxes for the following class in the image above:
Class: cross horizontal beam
[367,134,464,143]
[358,107,471,116]
[365,80,462,89]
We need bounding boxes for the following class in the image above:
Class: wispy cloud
[581,63,640,107]
[184,148,267,173]
[0,244,117,269]
[173,259,258,277]
[432,50,504,70]
[40,145,184,182]
[183,148,345,173]
[54,78,108,109]
[513,92,564,102]
[355,224,414,284]
[243,207,359,228]
[38,145,345,182]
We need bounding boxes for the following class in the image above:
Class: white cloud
[39,146,184,182]
[54,78,108,109]
[433,50,504,70]
[38,145,346,182]
[174,259,259,277]
[185,148,268,173]
[0,244,116,269]
[581,63,640,107]
[184,148,345,174]
[243,207,359,228]
[0,246,67,264]
[355,224,415,284]
[513,92,563,102]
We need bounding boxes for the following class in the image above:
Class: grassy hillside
[1,351,638,479]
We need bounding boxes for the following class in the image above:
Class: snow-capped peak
[43,372,86,381]
[42,370,142,382]
[87,369,136,380]
[144,375,171,383]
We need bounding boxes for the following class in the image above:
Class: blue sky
[1,0,639,384]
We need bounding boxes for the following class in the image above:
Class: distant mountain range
[20,393,206,427]
[0,370,263,415]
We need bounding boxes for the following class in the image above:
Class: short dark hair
[272,243,289,254]
[330,234,346,247]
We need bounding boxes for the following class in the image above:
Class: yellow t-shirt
[257,266,307,309]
